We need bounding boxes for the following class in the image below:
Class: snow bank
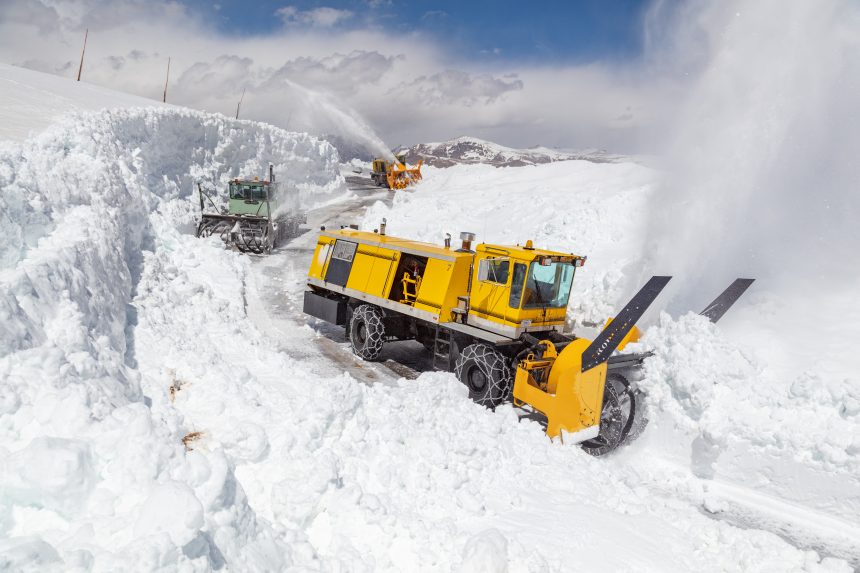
[127,227,852,570]
[0,63,168,143]
[360,160,860,564]
[0,106,342,570]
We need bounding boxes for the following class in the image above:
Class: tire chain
[455,343,513,407]
[351,304,385,360]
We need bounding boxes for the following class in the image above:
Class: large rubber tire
[349,305,385,361]
[580,373,640,457]
[454,343,512,408]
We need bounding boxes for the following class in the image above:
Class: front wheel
[349,305,385,360]
[580,373,641,457]
[454,343,512,408]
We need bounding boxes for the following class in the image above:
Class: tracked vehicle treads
[196,165,305,254]
[303,223,753,455]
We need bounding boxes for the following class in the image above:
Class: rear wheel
[349,305,385,361]
[580,373,640,456]
[454,344,512,408]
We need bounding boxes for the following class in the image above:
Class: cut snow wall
[0,107,342,569]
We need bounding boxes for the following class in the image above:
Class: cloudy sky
[0,1,705,152]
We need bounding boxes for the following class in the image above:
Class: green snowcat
[196,165,305,254]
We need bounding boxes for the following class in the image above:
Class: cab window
[230,183,267,201]
[522,260,575,309]
[478,258,510,284]
[509,263,528,308]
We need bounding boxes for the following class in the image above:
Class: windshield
[229,182,268,201]
[521,261,575,309]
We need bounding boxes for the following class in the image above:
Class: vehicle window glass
[483,258,509,284]
[331,240,357,262]
[509,263,527,308]
[230,183,267,200]
[522,261,575,308]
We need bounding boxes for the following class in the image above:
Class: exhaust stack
[459,232,476,252]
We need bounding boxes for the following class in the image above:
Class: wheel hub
[467,366,487,391]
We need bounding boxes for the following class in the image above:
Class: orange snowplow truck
[371,154,423,189]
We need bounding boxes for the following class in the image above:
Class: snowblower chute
[196,165,305,254]
[302,225,754,455]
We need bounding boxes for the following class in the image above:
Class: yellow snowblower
[303,223,753,455]
[371,154,423,189]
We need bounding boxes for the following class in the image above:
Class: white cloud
[394,69,523,106]
[276,6,353,28]
[0,0,678,153]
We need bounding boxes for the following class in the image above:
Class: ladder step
[432,325,452,371]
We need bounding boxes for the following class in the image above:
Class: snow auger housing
[303,225,753,455]
[196,165,306,254]
[370,153,423,189]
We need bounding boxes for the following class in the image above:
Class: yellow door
[471,257,510,325]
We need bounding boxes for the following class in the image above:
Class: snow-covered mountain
[401,136,621,167]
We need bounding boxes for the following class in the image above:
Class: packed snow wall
[0,107,343,569]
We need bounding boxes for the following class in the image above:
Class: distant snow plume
[639,0,860,308]
[238,77,397,162]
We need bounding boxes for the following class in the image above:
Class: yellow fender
[512,339,606,441]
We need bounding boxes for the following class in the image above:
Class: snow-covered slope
[403,136,621,167]
[0,63,168,143]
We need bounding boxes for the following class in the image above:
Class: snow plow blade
[196,213,274,254]
[512,276,671,450]
[386,160,423,190]
[699,278,755,323]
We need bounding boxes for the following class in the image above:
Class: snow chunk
[458,529,509,573]
[134,481,204,547]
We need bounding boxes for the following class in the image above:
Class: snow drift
[0,107,343,570]
[361,157,860,563]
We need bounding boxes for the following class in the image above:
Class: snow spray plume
[639,0,860,310]
[270,79,395,163]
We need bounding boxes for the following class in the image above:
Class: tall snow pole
[162,57,171,103]
[235,87,246,119]
[76,28,88,81]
